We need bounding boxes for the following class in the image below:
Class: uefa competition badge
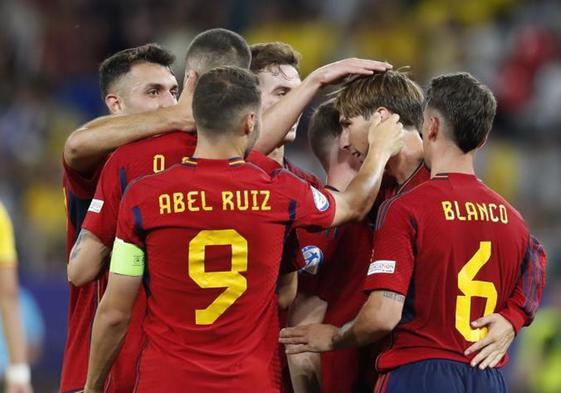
[300,245,323,275]
[311,186,330,212]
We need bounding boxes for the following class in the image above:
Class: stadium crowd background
[0,0,559,391]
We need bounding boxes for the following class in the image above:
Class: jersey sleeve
[62,156,104,196]
[82,155,123,247]
[364,199,416,295]
[498,235,547,334]
[109,187,146,277]
[290,180,336,230]
[0,202,17,264]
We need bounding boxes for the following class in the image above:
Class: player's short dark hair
[193,66,261,134]
[185,28,251,75]
[425,72,497,153]
[336,70,424,131]
[250,42,301,73]
[308,100,342,169]
[99,43,175,97]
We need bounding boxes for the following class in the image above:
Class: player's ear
[105,93,123,114]
[243,112,256,136]
[427,113,440,141]
[374,107,391,121]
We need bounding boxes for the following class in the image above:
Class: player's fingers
[471,314,495,328]
[488,352,505,369]
[470,343,496,367]
[479,349,501,370]
[279,336,309,345]
[280,326,306,337]
[285,344,311,355]
[465,335,493,355]
[347,58,393,70]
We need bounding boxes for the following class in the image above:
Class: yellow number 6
[455,241,498,342]
[188,229,248,325]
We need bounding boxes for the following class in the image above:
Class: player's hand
[308,58,392,87]
[368,113,405,157]
[175,70,198,132]
[5,381,33,393]
[464,313,515,369]
[279,324,339,354]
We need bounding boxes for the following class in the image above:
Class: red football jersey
[61,158,107,393]
[81,131,197,392]
[114,157,336,393]
[365,173,547,371]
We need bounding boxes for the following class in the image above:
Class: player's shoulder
[478,180,527,224]
[284,159,323,188]
[121,163,185,202]
[112,131,193,158]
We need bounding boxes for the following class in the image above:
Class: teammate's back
[371,172,536,370]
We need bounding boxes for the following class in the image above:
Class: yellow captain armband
[110,238,145,277]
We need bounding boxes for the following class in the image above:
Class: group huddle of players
[60,28,547,393]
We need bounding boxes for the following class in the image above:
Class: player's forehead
[122,62,177,89]
[257,64,301,90]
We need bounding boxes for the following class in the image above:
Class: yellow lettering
[187,191,200,212]
[159,194,171,214]
[201,191,213,211]
[477,203,489,221]
[236,190,249,211]
[454,201,466,221]
[173,192,185,213]
[153,154,165,173]
[489,203,499,222]
[442,201,455,220]
[222,191,234,211]
[465,202,478,221]
[499,205,508,224]
[251,190,259,211]
[260,191,271,211]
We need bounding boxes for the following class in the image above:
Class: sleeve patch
[300,245,323,275]
[368,260,396,275]
[110,237,145,277]
[88,198,104,213]
[311,186,330,212]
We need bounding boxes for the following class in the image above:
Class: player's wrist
[6,363,31,385]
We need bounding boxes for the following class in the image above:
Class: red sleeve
[81,155,123,247]
[62,156,105,197]
[291,182,336,230]
[498,235,547,334]
[364,199,416,295]
[115,186,145,249]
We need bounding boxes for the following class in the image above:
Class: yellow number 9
[455,241,498,342]
[188,229,248,325]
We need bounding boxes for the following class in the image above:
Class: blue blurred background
[0,0,560,391]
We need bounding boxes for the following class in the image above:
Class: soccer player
[336,70,534,369]
[280,72,547,393]
[61,43,188,393]
[82,65,404,393]
[0,201,32,393]
[68,28,251,392]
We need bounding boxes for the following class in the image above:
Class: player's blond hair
[336,70,424,131]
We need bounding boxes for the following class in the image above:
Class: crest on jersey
[300,245,323,275]
[311,186,329,212]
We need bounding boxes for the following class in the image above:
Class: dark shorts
[375,359,507,393]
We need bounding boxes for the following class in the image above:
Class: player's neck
[387,132,424,185]
[326,163,357,191]
[193,136,245,160]
[430,146,476,177]
[268,146,285,166]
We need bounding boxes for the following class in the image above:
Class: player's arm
[464,235,547,369]
[84,237,145,393]
[254,59,392,154]
[64,74,197,175]
[328,113,403,227]
[280,290,403,353]
[0,206,32,392]
[67,229,110,287]
[278,272,298,310]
